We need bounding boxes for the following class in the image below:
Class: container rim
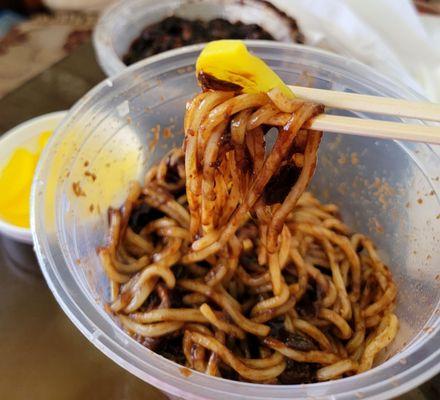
[32,42,440,400]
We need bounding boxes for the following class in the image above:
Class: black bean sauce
[263,164,301,205]
[128,203,164,233]
[124,16,278,65]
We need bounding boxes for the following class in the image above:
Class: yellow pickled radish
[0,130,52,228]
[0,149,35,209]
[37,130,52,152]
[196,40,294,98]
[0,190,31,228]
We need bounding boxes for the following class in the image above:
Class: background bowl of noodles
[31,42,440,400]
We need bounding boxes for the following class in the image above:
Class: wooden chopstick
[288,85,440,144]
[289,85,440,122]
[306,114,440,144]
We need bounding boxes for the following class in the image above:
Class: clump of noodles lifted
[98,77,398,384]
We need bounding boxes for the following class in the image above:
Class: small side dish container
[0,111,66,244]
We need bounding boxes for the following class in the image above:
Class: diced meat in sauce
[268,321,317,352]
[279,359,317,384]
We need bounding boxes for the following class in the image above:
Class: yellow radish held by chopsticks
[196,40,294,98]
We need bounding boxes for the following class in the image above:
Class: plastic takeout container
[93,0,301,76]
[0,111,66,244]
[32,42,440,400]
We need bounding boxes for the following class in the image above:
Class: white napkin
[272,0,440,102]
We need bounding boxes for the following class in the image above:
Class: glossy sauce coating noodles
[99,88,398,384]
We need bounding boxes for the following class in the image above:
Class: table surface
[0,41,438,400]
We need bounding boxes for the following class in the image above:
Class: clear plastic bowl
[31,42,440,400]
[93,0,300,76]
